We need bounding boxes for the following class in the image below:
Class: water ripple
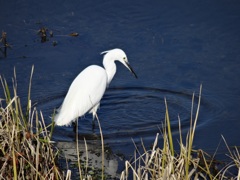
[36,86,225,144]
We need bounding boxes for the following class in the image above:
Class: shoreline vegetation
[0,68,239,179]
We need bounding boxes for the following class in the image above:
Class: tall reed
[0,66,62,179]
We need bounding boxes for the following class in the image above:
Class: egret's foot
[72,121,77,133]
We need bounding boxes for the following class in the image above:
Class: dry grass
[0,67,62,179]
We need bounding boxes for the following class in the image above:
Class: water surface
[1,0,240,175]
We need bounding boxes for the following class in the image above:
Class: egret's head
[101,48,138,78]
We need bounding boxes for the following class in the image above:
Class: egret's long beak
[126,62,138,79]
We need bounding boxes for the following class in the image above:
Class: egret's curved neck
[103,56,116,85]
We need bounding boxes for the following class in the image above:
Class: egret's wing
[54,65,107,126]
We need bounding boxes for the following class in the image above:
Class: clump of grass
[0,67,62,179]
[220,136,240,179]
[120,85,240,179]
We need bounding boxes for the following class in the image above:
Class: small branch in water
[38,27,48,43]
[0,31,11,58]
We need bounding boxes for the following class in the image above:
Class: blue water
[1,0,240,176]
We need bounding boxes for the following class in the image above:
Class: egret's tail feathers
[54,112,73,126]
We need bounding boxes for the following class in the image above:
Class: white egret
[54,48,137,126]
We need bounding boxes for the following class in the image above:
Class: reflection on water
[57,141,118,178]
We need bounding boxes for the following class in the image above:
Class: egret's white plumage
[54,48,137,126]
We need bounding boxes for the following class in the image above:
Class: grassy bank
[0,69,239,179]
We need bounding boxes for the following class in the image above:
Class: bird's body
[54,48,137,126]
[55,65,107,126]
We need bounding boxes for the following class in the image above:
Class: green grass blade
[165,98,174,156]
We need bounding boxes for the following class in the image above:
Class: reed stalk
[0,67,62,179]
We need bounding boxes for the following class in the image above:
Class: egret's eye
[123,57,126,60]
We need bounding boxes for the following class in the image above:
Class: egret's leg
[90,103,99,131]
[72,119,78,133]
[92,112,96,131]
[92,119,95,131]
